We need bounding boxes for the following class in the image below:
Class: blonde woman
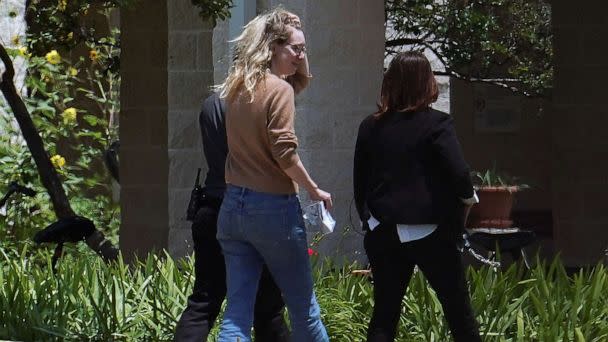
[215,7,331,342]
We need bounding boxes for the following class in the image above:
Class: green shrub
[1,245,607,341]
[1,27,120,247]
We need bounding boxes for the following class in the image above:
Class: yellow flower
[89,49,99,61]
[58,0,67,11]
[45,50,61,64]
[67,32,73,41]
[69,67,78,76]
[18,46,29,57]
[50,155,66,168]
[61,107,77,123]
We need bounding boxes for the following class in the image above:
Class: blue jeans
[216,185,329,342]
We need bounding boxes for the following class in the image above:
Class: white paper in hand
[302,201,335,234]
[319,201,335,234]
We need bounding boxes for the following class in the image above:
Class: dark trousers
[364,225,482,342]
[174,199,290,342]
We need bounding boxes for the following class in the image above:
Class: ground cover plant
[1,243,607,341]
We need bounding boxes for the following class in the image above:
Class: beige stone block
[333,110,366,149]
[149,109,169,148]
[122,1,167,30]
[357,67,383,106]
[121,186,169,226]
[120,147,168,186]
[580,67,608,105]
[120,222,168,262]
[168,71,214,111]
[168,110,202,149]
[307,67,359,110]
[358,0,384,28]
[551,3,581,28]
[554,222,608,267]
[168,148,205,189]
[120,108,151,147]
[580,113,608,151]
[582,28,608,66]
[307,0,359,27]
[196,32,214,72]
[577,4,608,28]
[121,31,168,70]
[168,188,192,229]
[306,25,332,63]
[122,71,168,109]
[297,109,333,150]
[265,0,306,16]
[212,20,230,84]
[168,0,213,31]
[551,189,585,222]
[553,27,581,68]
[168,227,194,259]
[329,28,359,67]
[306,150,353,192]
[582,185,608,221]
[169,32,197,70]
[550,105,586,149]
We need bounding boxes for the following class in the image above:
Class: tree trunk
[0,43,74,218]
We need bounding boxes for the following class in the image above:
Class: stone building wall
[550,1,608,266]
[165,1,215,257]
[257,0,385,261]
[119,0,608,267]
[119,2,170,259]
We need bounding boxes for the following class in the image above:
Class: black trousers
[364,224,482,342]
[174,199,290,342]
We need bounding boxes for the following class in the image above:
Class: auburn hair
[375,51,438,117]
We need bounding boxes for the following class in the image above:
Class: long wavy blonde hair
[217,7,301,103]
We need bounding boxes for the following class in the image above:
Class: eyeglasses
[285,44,307,56]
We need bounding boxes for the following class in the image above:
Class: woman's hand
[286,55,311,94]
[309,187,333,210]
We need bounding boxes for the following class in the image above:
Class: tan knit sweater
[224,74,300,194]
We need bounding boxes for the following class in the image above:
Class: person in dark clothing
[353,51,482,342]
[174,92,289,342]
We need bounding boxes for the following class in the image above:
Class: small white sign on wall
[473,85,522,133]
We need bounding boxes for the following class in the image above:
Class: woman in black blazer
[354,51,482,342]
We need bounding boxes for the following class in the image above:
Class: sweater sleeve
[267,81,301,169]
[430,114,474,199]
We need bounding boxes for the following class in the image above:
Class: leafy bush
[1,26,120,246]
[2,245,607,341]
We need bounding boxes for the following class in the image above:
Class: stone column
[551,1,608,266]
[166,0,214,258]
[119,2,169,260]
[121,0,214,260]
[263,0,386,261]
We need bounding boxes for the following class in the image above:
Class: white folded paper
[302,201,336,234]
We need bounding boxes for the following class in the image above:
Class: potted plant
[467,168,528,228]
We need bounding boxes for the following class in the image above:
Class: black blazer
[353,108,474,238]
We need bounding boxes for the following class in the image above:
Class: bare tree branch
[434,70,540,98]
[385,38,426,48]
[0,43,75,218]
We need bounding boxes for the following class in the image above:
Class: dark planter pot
[467,186,519,228]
